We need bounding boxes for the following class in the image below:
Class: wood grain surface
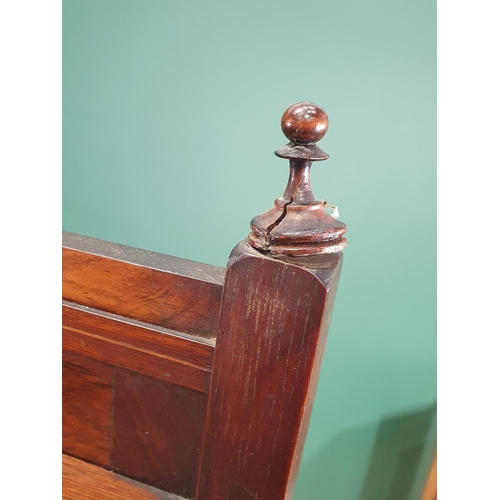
[63,232,224,340]
[63,454,186,500]
[63,303,213,393]
[62,351,114,466]
[111,369,208,499]
[197,241,343,500]
[62,232,345,499]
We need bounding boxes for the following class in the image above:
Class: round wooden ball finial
[274,101,330,161]
[281,102,329,144]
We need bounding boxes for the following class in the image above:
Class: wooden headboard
[62,102,348,499]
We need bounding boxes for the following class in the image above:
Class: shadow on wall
[294,403,437,500]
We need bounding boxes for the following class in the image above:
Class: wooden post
[197,103,347,499]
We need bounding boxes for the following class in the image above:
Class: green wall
[63,1,436,498]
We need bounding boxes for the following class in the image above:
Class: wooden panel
[197,241,342,500]
[63,303,213,393]
[112,369,208,499]
[62,232,224,340]
[62,351,114,466]
[63,454,184,500]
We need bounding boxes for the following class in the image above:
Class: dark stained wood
[63,303,213,393]
[63,232,224,340]
[63,303,214,364]
[62,351,114,466]
[63,454,184,500]
[61,102,347,500]
[250,102,347,256]
[281,101,328,144]
[63,325,210,395]
[196,240,343,500]
[111,369,208,499]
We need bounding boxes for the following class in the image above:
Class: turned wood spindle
[249,102,348,256]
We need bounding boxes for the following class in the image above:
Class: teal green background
[63,1,436,498]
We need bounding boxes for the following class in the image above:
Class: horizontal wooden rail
[63,232,224,341]
[63,303,213,393]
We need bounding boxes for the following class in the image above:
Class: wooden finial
[249,102,347,256]
[281,102,329,144]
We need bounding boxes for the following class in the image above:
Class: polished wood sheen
[63,232,224,340]
[62,233,219,490]
[281,101,328,144]
[197,241,343,500]
[62,102,347,499]
[250,102,347,256]
[63,303,213,393]
[63,454,184,500]
[62,351,113,466]
[111,370,208,499]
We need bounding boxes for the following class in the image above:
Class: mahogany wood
[62,102,347,499]
[63,303,212,393]
[63,454,183,500]
[111,370,208,499]
[63,303,214,365]
[249,102,347,256]
[62,351,113,466]
[63,232,224,340]
[196,241,343,500]
[281,101,329,144]
[62,233,218,493]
